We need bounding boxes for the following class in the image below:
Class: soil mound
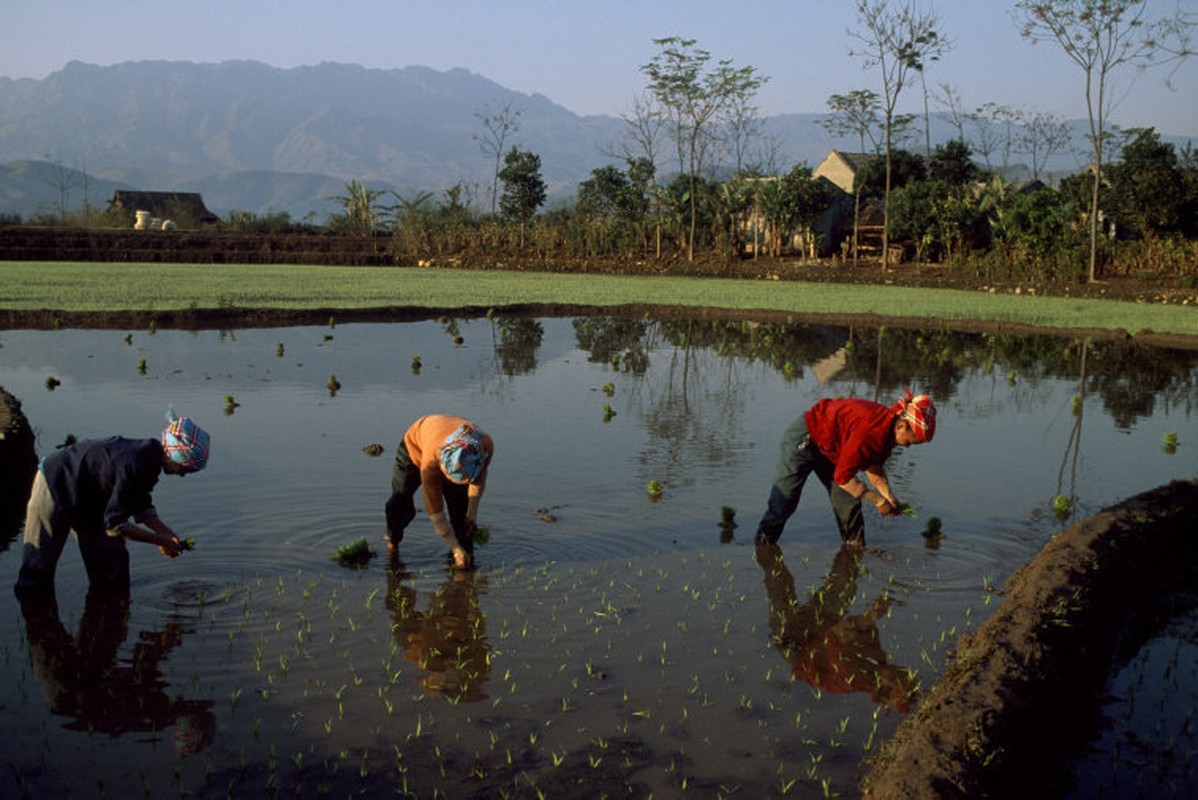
[861,478,1198,799]
[0,387,37,525]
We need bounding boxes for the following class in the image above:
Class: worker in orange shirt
[385,415,494,569]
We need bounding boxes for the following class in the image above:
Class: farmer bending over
[385,415,494,569]
[755,389,936,546]
[16,410,210,595]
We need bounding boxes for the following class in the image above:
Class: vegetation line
[1,261,1195,336]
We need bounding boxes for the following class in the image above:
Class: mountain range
[1,60,1191,224]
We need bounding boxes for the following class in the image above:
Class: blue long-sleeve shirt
[41,437,162,534]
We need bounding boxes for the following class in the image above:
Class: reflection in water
[386,554,491,702]
[16,589,215,754]
[756,544,916,712]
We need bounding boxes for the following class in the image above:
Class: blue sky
[4,0,1196,135]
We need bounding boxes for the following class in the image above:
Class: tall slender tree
[1016,0,1194,281]
[849,0,951,268]
[822,90,884,266]
[474,100,523,216]
[640,37,767,262]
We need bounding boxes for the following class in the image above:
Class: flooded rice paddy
[1,315,1195,798]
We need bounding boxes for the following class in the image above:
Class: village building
[106,190,220,229]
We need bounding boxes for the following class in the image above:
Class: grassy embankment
[2,261,1196,337]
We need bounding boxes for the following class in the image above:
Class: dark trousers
[384,442,471,553]
[17,470,130,594]
[756,416,864,545]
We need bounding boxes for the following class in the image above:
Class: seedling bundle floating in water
[332,537,374,569]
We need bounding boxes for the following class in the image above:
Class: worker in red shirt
[755,389,936,546]
[385,415,493,569]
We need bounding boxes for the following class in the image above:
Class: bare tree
[474,100,523,216]
[1016,0,1195,281]
[617,92,667,257]
[849,0,951,268]
[723,90,765,175]
[970,102,1020,174]
[933,82,969,143]
[822,90,884,266]
[1016,109,1075,180]
[43,153,80,223]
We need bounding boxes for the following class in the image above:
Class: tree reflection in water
[756,543,916,712]
[16,589,215,754]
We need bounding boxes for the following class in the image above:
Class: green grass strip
[1,261,1195,336]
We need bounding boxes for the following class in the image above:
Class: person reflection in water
[386,552,492,702]
[756,543,916,712]
[16,589,216,754]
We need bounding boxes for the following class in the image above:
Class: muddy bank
[3,305,1197,352]
[861,479,1198,799]
[0,386,37,526]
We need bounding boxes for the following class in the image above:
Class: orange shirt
[403,415,493,515]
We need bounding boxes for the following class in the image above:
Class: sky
[3,0,1197,135]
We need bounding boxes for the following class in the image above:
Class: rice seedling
[1162,431,1179,454]
[332,538,375,569]
[411,355,422,374]
[1053,494,1072,520]
[647,480,663,499]
[44,376,60,390]
[276,342,285,357]
[180,536,198,551]
[137,358,147,374]
[327,374,342,395]
[602,403,616,422]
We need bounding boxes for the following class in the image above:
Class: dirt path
[861,479,1198,799]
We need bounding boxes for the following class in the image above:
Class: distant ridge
[0,60,1191,222]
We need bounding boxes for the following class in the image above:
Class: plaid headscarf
[439,424,488,484]
[891,388,937,443]
[162,409,211,471]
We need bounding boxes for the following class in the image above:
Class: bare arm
[839,468,900,515]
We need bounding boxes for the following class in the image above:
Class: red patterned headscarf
[892,388,936,443]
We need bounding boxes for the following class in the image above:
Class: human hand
[159,534,185,558]
[876,498,899,517]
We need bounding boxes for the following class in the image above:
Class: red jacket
[804,398,897,486]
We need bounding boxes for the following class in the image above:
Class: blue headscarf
[439,424,487,484]
[162,408,211,471]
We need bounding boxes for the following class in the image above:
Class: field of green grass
[2,261,1196,337]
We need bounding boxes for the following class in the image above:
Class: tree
[1015,109,1075,181]
[1016,0,1195,281]
[927,139,980,186]
[822,89,884,266]
[474,100,523,216]
[969,102,1019,174]
[849,0,951,268]
[329,179,385,235]
[933,82,970,143]
[497,147,546,246]
[640,37,767,261]
[1105,127,1187,238]
[617,93,667,257]
[779,164,836,259]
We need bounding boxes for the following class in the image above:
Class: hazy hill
[0,59,1190,223]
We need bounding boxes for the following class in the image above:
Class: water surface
[1,316,1194,797]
